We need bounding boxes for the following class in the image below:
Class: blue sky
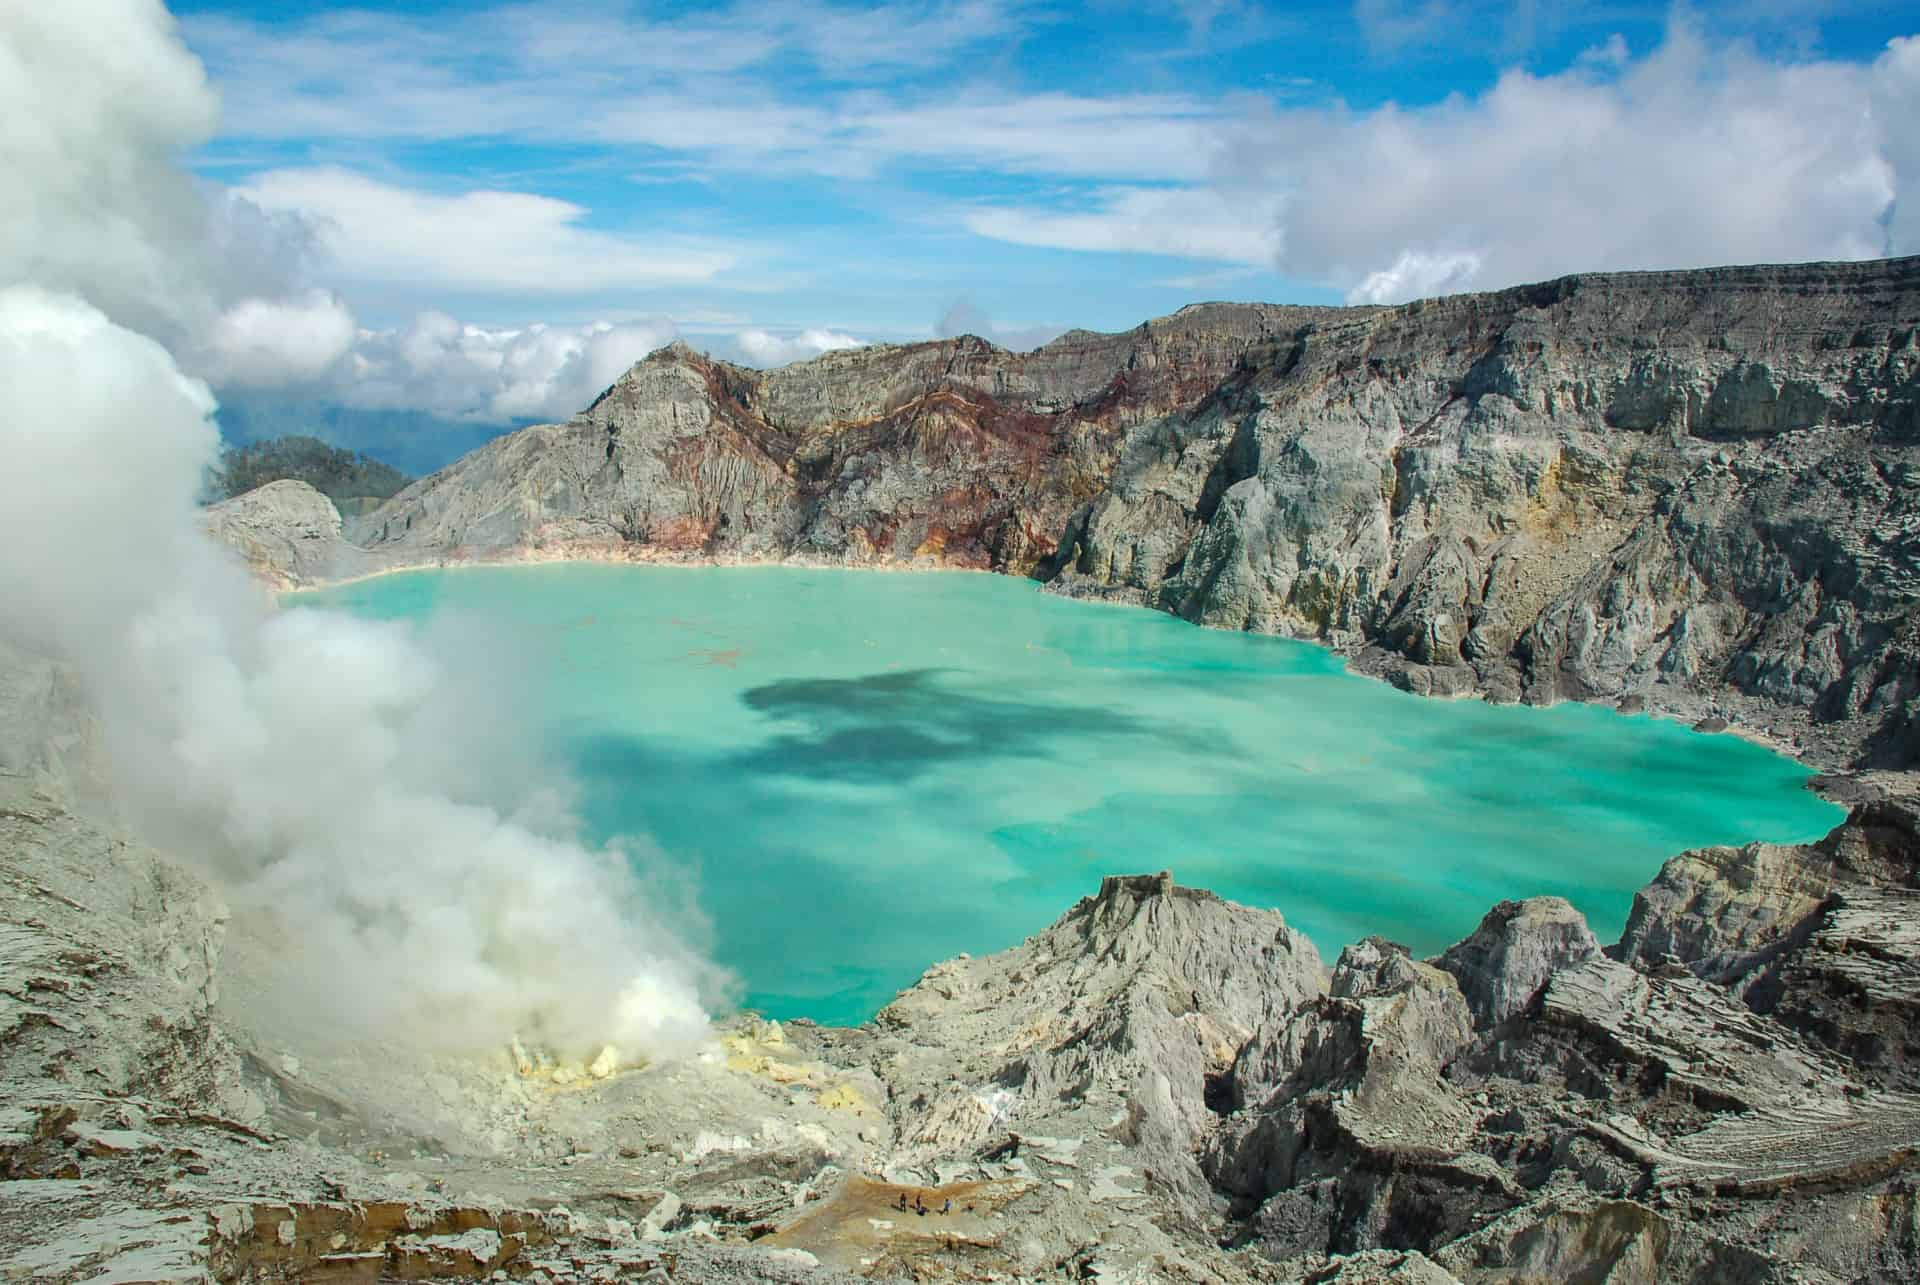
[51,1,1918,454]
[173,1,1916,330]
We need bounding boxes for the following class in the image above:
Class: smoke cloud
[0,0,343,385]
[0,2,720,1060]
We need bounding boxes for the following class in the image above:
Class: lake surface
[300,564,1842,1025]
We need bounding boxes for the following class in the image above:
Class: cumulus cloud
[962,23,1920,303]
[329,314,678,422]
[200,290,357,386]
[238,167,736,294]
[1243,24,1902,301]
[729,327,866,367]
[0,0,720,1061]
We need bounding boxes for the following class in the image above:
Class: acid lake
[301,564,1843,1025]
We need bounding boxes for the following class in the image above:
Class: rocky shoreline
[4,625,1919,1281]
[212,256,1920,773]
[208,476,1852,778]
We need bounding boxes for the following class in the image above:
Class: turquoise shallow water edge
[298,563,1844,1026]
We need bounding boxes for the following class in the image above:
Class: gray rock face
[1049,258,1920,768]
[1617,787,1920,1089]
[1435,897,1601,1028]
[209,258,1920,767]
[1209,939,1487,1260]
[1205,800,1920,1280]
[343,308,1334,579]
[870,871,1326,1219]
[202,478,375,590]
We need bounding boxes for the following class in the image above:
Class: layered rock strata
[212,257,1920,767]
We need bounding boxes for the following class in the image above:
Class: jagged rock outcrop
[214,257,1920,770]
[1198,793,1920,1282]
[1435,897,1601,1028]
[1617,784,1920,1090]
[868,871,1326,1223]
[1207,938,1491,1260]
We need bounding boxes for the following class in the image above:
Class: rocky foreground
[5,627,1920,1283]
[214,256,1920,769]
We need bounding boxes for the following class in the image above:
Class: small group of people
[894,1189,954,1217]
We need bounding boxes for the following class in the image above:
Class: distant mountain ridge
[212,257,1920,768]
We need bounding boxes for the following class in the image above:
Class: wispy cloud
[965,185,1283,264]
[1236,22,1908,300]
[236,168,737,294]
[184,7,1223,181]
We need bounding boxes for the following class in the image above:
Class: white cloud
[961,23,1916,301]
[335,313,679,422]
[1231,24,1905,300]
[1873,35,1920,257]
[201,290,357,386]
[730,327,866,367]
[966,185,1284,264]
[238,168,736,294]
[0,1,344,389]
[1346,250,1484,305]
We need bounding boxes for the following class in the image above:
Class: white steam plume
[0,0,720,1060]
[0,287,717,1057]
[0,0,351,388]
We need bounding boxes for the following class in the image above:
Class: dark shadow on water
[736,667,1186,783]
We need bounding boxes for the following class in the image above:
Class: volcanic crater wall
[240,257,1920,767]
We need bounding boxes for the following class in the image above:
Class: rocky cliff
[1048,258,1920,770]
[218,256,1920,770]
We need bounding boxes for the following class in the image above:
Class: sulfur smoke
[0,3,719,1060]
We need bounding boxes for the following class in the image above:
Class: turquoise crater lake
[301,564,1842,1026]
